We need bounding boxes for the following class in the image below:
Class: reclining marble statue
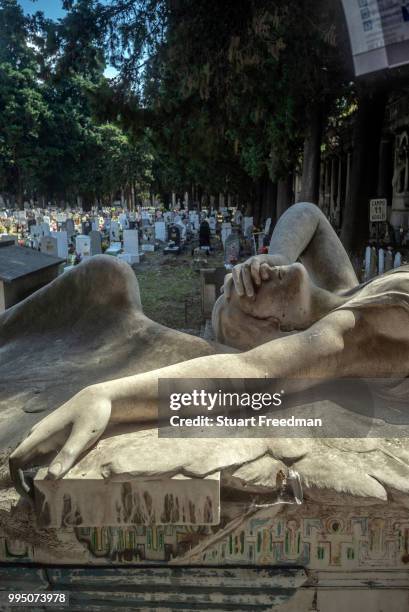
[5,202,409,508]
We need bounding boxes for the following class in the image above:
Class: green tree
[0,0,51,205]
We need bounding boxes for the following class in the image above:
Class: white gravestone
[109,221,120,242]
[118,214,129,230]
[76,235,91,259]
[120,229,140,264]
[364,246,371,281]
[242,216,253,238]
[51,231,68,259]
[221,222,232,248]
[154,221,166,242]
[105,242,122,256]
[40,236,58,257]
[264,217,272,236]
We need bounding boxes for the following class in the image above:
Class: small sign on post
[370,198,387,223]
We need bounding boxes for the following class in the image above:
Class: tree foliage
[0,0,153,207]
[0,0,359,212]
[86,0,349,199]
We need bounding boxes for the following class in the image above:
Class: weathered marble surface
[2,256,409,544]
[0,255,230,450]
[2,205,409,612]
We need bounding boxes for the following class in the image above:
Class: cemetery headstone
[264,217,272,236]
[89,230,102,255]
[40,236,58,258]
[200,267,228,319]
[120,229,139,264]
[221,222,232,247]
[142,226,155,252]
[164,224,182,254]
[82,220,92,235]
[154,221,166,242]
[105,242,122,256]
[224,233,240,266]
[51,231,69,259]
[64,219,75,242]
[385,249,393,272]
[370,247,377,278]
[76,235,91,259]
[110,221,120,242]
[118,213,129,229]
[378,248,385,275]
[242,216,253,238]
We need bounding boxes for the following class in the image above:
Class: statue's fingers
[250,259,262,286]
[260,263,272,280]
[9,429,65,498]
[9,455,32,498]
[47,425,102,479]
[232,266,245,296]
[242,264,255,298]
[10,428,58,464]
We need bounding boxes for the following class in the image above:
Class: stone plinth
[33,470,220,528]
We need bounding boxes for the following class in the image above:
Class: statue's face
[239,262,314,331]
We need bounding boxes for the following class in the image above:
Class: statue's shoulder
[339,265,409,313]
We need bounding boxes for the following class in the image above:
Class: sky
[18,1,118,78]
[18,0,66,20]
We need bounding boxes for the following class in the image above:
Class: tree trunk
[276,173,294,220]
[377,136,393,201]
[340,88,387,252]
[256,174,277,226]
[298,104,324,204]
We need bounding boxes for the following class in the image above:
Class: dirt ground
[134,245,225,333]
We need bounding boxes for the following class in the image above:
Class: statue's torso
[334,265,409,378]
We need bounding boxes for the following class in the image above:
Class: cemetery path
[134,249,225,332]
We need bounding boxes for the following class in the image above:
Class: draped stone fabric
[1,255,409,507]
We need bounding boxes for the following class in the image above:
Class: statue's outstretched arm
[226,202,358,298]
[10,310,356,494]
